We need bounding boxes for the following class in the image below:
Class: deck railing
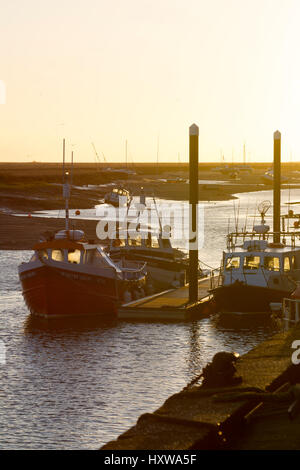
[227,231,300,251]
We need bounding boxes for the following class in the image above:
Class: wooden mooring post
[189,123,199,304]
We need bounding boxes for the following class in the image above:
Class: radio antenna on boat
[243,203,249,233]
[236,200,240,231]
[252,199,258,231]
[227,216,231,235]
[258,200,271,224]
[62,139,72,232]
[152,195,162,234]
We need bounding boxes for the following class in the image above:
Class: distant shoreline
[1,163,300,249]
[0,184,272,251]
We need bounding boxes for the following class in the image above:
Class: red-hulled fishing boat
[18,146,147,318]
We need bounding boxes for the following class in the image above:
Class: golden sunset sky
[0,0,300,163]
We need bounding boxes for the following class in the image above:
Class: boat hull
[19,264,118,318]
[211,282,291,313]
[110,251,186,290]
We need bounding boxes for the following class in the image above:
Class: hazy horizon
[1,0,300,163]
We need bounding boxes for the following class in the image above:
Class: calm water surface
[1,190,290,449]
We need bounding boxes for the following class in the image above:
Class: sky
[0,0,300,163]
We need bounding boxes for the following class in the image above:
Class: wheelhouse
[31,237,146,282]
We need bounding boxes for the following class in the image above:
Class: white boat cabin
[222,238,300,290]
[104,188,130,206]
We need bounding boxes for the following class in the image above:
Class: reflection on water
[0,190,288,449]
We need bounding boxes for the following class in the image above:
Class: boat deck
[117,277,213,320]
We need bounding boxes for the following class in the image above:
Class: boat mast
[63,171,70,231]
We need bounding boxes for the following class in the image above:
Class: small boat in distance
[104,187,131,207]
[261,169,288,185]
[18,147,146,319]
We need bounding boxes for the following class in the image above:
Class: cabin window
[128,236,142,247]
[68,249,81,264]
[85,249,106,266]
[284,257,291,272]
[291,256,296,269]
[225,256,240,270]
[244,256,260,270]
[151,236,160,248]
[51,249,64,262]
[264,256,280,272]
[85,250,95,264]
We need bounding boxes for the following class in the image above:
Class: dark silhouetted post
[273,130,281,243]
[189,124,199,303]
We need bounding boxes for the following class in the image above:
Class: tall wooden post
[273,130,281,243]
[189,124,199,303]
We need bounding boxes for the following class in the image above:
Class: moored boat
[107,190,207,292]
[104,187,130,207]
[18,148,146,319]
[18,230,146,318]
[210,201,300,313]
[109,228,189,291]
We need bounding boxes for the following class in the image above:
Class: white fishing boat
[108,190,206,291]
[210,200,300,313]
[109,229,189,291]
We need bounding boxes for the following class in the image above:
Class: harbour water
[1,189,297,449]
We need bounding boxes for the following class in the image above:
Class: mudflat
[1,162,299,249]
